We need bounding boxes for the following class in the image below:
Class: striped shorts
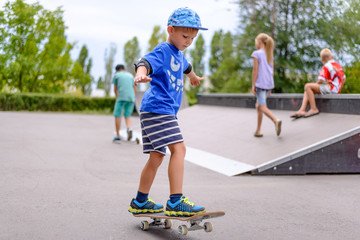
[140,112,184,155]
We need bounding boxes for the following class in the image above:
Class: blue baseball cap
[167,7,208,30]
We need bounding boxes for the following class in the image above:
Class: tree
[317,0,360,63]
[190,34,206,77]
[187,33,206,104]
[208,30,247,93]
[236,0,360,93]
[0,0,73,93]
[96,76,104,89]
[71,44,93,95]
[147,25,166,53]
[342,62,360,93]
[209,30,223,76]
[124,37,141,75]
[104,42,117,96]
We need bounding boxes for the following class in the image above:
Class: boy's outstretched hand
[189,75,204,86]
[134,74,152,86]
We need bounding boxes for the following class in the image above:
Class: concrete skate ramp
[177,105,360,176]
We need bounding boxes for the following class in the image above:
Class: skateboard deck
[119,129,141,144]
[133,211,225,235]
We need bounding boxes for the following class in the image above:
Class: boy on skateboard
[128,7,207,216]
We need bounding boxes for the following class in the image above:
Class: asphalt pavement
[1,110,359,240]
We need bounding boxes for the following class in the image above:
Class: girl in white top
[251,33,282,137]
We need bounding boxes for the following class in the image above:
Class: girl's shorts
[256,87,270,106]
[140,112,184,155]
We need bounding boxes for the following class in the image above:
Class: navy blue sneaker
[165,196,206,217]
[128,198,163,214]
[113,136,121,143]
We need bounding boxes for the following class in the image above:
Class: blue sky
[9,0,239,82]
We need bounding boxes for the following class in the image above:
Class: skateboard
[113,136,140,144]
[119,129,141,144]
[133,211,225,235]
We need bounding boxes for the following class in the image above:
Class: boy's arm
[134,66,152,86]
[186,70,204,86]
[317,65,329,84]
[114,84,118,98]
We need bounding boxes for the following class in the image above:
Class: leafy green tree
[147,25,166,53]
[209,30,247,93]
[342,62,360,93]
[317,0,360,62]
[209,30,223,76]
[124,37,141,75]
[96,76,104,89]
[190,34,206,77]
[236,0,360,93]
[187,33,205,104]
[72,44,93,95]
[0,0,73,93]
[104,42,117,96]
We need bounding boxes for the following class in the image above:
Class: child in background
[251,33,282,137]
[290,48,345,118]
[112,64,135,143]
[128,7,207,217]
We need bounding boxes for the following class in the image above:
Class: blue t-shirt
[140,42,189,116]
[112,71,135,102]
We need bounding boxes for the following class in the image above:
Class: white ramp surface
[184,146,255,176]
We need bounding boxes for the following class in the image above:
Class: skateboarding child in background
[290,48,345,118]
[128,7,207,216]
[112,64,136,143]
[251,33,282,138]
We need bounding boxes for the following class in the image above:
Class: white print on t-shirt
[170,55,180,72]
[167,69,183,92]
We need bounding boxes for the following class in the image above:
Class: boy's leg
[298,92,309,115]
[304,83,320,114]
[115,117,121,137]
[292,84,312,116]
[125,117,131,129]
[165,141,206,216]
[113,101,122,141]
[138,151,164,194]
[167,142,186,195]
[125,117,133,141]
[128,151,164,214]
[124,102,134,140]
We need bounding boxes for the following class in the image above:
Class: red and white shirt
[318,60,345,93]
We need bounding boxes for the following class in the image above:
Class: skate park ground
[1,107,360,240]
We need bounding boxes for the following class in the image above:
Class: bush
[342,62,360,93]
[0,93,115,114]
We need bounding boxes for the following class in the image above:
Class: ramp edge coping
[255,126,360,173]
